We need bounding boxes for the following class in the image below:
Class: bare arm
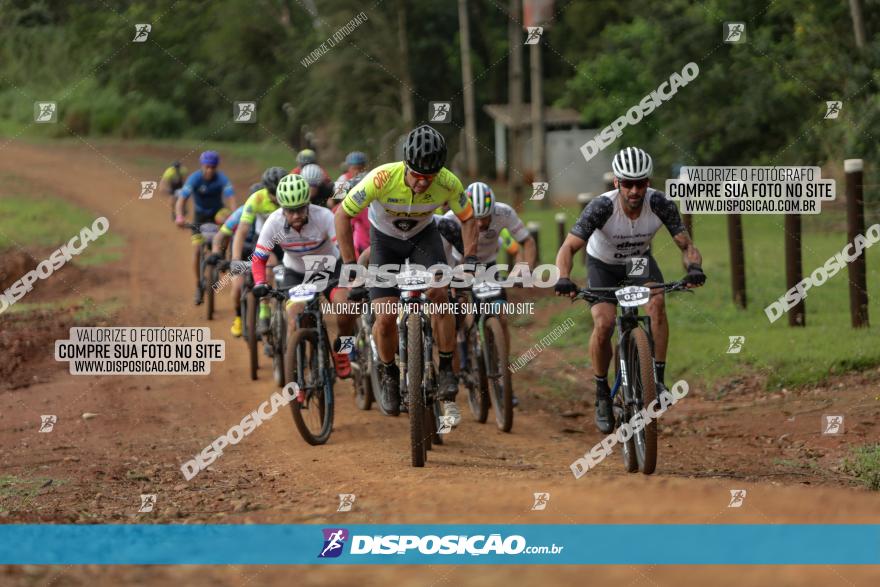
[461,216,478,258]
[232,222,251,260]
[673,230,702,269]
[174,196,185,223]
[335,205,357,264]
[521,236,538,269]
[555,233,586,280]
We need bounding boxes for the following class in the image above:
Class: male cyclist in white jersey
[251,174,355,378]
[438,181,537,352]
[554,147,706,434]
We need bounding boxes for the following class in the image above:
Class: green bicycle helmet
[276,174,310,208]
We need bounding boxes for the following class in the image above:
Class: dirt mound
[0,249,38,291]
[0,309,77,390]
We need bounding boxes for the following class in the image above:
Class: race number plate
[289,283,318,303]
[615,285,651,307]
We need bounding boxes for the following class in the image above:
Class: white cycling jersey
[254,205,339,273]
[570,188,686,264]
[442,203,529,264]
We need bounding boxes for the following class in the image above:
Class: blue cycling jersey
[179,170,234,215]
[220,205,257,243]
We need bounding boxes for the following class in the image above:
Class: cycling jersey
[340,161,473,240]
[239,188,278,234]
[178,170,234,216]
[443,203,528,264]
[219,206,257,241]
[252,205,338,282]
[570,188,685,265]
[161,165,188,191]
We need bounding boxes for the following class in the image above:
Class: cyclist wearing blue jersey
[175,151,236,305]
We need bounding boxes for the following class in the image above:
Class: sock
[594,375,610,394]
[382,359,397,372]
[439,351,453,372]
[259,302,271,319]
[235,305,241,317]
[655,361,666,385]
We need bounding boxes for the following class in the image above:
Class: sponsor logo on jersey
[373,170,391,189]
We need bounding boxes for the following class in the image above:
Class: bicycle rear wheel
[407,313,426,467]
[628,327,657,474]
[245,291,258,380]
[287,328,333,445]
[484,317,513,432]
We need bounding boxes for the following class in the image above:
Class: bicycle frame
[293,294,334,398]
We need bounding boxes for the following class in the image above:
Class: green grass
[842,445,880,490]
[518,203,880,391]
[0,195,124,265]
[0,475,57,511]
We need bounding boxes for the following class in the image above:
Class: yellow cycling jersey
[341,161,472,240]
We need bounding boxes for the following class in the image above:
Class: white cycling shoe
[440,401,461,428]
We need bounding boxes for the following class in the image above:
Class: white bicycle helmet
[300,163,324,187]
[611,147,653,180]
[466,181,495,218]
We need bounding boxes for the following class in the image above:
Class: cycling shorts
[586,254,664,306]
[368,221,446,301]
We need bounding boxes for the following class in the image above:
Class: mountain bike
[396,265,445,467]
[185,222,220,319]
[460,281,513,432]
[261,265,292,388]
[219,259,259,380]
[574,279,691,474]
[284,282,337,445]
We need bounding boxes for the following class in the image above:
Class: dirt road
[1,141,878,585]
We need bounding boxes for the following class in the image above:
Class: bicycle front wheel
[287,328,333,445]
[484,317,513,432]
[407,312,426,467]
[205,261,217,320]
[465,324,489,423]
[628,327,657,474]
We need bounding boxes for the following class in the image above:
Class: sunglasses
[283,206,309,215]
[620,178,649,189]
[407,167,436,182]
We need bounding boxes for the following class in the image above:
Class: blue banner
[1,524,878,565]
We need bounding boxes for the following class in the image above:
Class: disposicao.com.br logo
[318,528,563,558]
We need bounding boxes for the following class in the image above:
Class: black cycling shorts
[586,254,664,305]
[368,222,447,301]
[273,261,342,293]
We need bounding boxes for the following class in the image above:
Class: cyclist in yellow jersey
[334,125,478,426]
[159,161,188,220]
[208,167,286,336]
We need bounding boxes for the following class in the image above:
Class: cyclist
[209,167,286,336]
[438,180,536,366]
[251,174,354,378]
[175,151,235,305]
[554,146,706,434]
[301,163,335,208]
[159,161,189,219]
[338,151,368,182]
[334,124,478,426]
[292,148,331,182]
[332,171,370,259]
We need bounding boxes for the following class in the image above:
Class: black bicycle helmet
[404,125,447,174]
[261,166,288,195]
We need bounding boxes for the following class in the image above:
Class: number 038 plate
[615,285,651,307]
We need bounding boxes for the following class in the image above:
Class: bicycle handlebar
[574,279,693,303]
